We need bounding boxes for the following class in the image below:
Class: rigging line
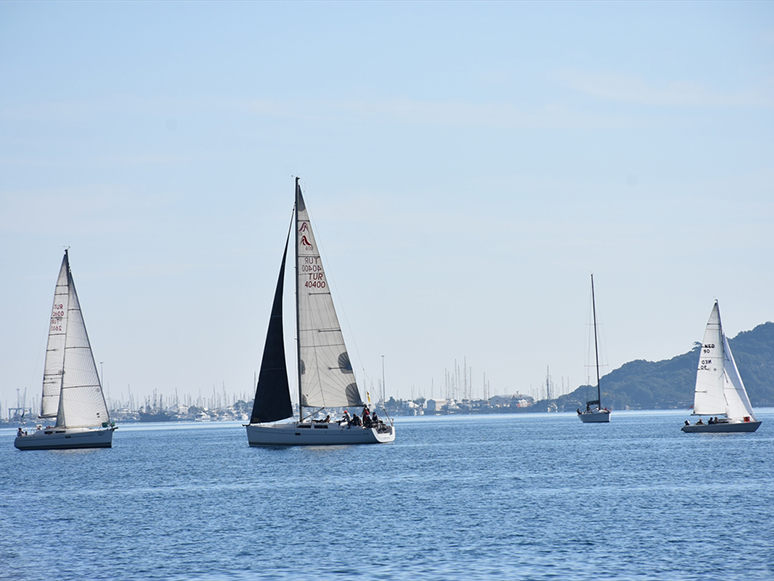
[379,398,395,427]
[29,334,47,413]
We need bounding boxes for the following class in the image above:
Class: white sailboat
[578,274,611,423]
[15,250,117,450]
[682,301,761,433]
[245,179,395,446]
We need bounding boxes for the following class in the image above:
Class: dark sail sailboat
[245,179,395,445]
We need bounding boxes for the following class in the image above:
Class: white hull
[682,420,761,433]
[14,426,116,450]
[246,421,395,446]
[578,409,611,423]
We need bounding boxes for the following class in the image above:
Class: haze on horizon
[1,2,772,412]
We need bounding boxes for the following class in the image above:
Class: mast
[56,250,71,426]
[295,177,303,422]
[591,274,601,406]
[716,300,726,362]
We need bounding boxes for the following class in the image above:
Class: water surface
[1,410,772,580]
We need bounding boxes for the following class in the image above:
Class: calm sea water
[1,411,773,581]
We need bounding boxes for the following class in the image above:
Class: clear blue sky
[1,2,773,411]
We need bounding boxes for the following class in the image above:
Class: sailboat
[14,250,117,450]
[682,301,761,433]
[578,274,611,423]
[245,179,395,446]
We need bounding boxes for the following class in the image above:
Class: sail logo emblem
[300,235,313,248]
[299,222,309,232]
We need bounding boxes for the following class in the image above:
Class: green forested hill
[554,321,774,411]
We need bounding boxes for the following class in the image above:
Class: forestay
[295,183,363,410]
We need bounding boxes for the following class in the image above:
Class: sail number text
[50,303,65,331]
[302,257,326,288]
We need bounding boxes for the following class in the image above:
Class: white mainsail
[693,302,726,415]
[40,255,70,418]
[692,301,755,421]
[42,251,110,428]
[295,186,363,411]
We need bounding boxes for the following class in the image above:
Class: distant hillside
[551,321,774,411]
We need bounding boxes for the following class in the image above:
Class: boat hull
[138,412,178,422]
[246,421,395,446]
[682,420,761,433]
[14,426,116,450]
[578,410,611,423]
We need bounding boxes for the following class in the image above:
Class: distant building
[426,399,446,413]
[487,395,534,409]
[488,395,512,408]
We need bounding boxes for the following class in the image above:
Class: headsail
[250,229,293,423]
[40,253,70,418]
[55,252,110,428]
[721,325,756,421]
[295,180,364,411]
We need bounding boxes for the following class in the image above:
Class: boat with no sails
[578,274,611,423]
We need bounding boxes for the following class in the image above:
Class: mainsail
[42,251,110,428]
[693,301,756,421]
[295,180,363,412]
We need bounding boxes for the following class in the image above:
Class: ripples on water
[1,411,773,581]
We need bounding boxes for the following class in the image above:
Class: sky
[1,2,773,413]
